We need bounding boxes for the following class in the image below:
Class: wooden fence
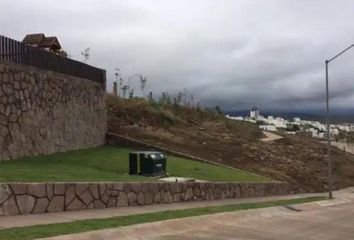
[0,35,105,85]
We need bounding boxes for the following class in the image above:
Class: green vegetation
[107,94,225,128]
[0,145,268,182]
[0,196,326,240]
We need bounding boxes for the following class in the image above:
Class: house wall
[0,61,106,161]
[0,182,289,216]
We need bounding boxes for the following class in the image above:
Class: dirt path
[261,131,284,142]
[331,141,354,154]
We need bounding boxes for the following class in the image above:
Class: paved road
[42,189,354,240]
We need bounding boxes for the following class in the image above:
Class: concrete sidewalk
[0,192,323,229]
[42,188,354,240]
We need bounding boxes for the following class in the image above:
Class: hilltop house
[22,33,67,57]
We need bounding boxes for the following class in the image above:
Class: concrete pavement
[0,193,318,229]
[40,188,354,240]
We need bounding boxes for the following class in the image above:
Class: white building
[226,116,244,121]
[259,125,277,131]
[306,128,319,138]
[250,107,260,119]
[293,117,301,122]
[266,118,287,128]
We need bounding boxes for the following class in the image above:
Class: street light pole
[325,43,354,199]
[325,60,332,199]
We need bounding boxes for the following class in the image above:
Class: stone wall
[0,182,289,216]
[0,61,106,161]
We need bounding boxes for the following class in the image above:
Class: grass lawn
[0,196,326,240]
[0,145,269,182]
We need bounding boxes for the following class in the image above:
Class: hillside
[107,95,354,192]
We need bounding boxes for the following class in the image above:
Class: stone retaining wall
[0,182,289,216]
[0,61,107,161]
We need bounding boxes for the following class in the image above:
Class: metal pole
[325,60,333,199]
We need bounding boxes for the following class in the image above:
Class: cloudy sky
[1,0,354,112]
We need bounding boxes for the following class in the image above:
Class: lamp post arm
[327,44,354,63]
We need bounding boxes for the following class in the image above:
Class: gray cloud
[1,0,354,112]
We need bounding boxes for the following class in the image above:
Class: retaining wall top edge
[0,181,286,185]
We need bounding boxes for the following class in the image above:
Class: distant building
[225,115,244,121]
[293,117,301,122]
[318,132,325,138]
[259,125,277,131]
[306,128,319,138]
[22,33,67,57]
[250,107,260,119]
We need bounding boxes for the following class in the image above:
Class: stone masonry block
[32,198,49,214]
[0,184,11,204]
[46,184,54,200]
[10,184,28,195]
[27,184,46,198]
[137,192,145,205]
[65,185,76,206]
[164,191,173,204]
[47,196,64,212]
[117,192,128,207]
[66,198,86,211]
[54,183,66,196]
[128,192,137,205]
[16,195,36,215]
[75,184,89,196]
[89,184,99,200]
[1,195,19,216]
[79,190,93,206]
[144,192,154,205]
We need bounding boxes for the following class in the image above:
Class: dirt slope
[107,95,354,192]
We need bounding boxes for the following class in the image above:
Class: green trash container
[129,151,166,176]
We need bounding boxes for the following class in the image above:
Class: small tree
[159,92,166,104]
[121,85,129,98]
[165,92,171,105]
[148,91,153,102]
[215,106,223,115]
[190,94,194,107]
[119,77,124,96]
[114,68,120,96]
[196,101,200,111]
[129,88,134,98]
[113,82,118,95]
[176,92,183,105]
[182,88,188,106]
[138,74,147,98]
[159,92,171,105]
[81,47,90,62]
